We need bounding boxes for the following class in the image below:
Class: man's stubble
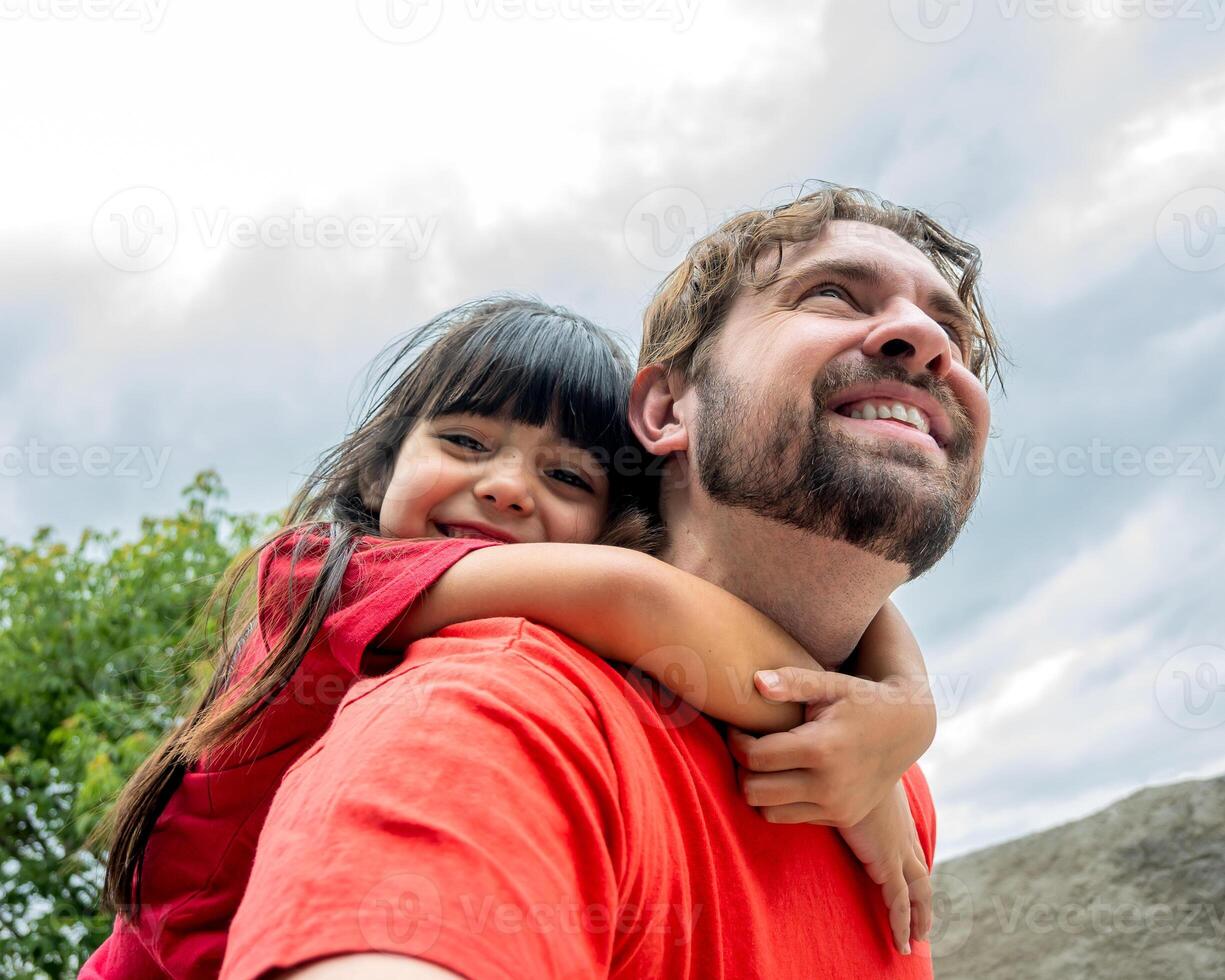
[692,359,983,579]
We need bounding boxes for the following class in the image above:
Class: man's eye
[441,434,487,452]
[803,283,852,304]
[942,327,969,358]
[548,469,594,493]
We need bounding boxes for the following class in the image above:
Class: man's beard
[693,360,983,579]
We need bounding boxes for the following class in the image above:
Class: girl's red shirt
[79,529,497,980]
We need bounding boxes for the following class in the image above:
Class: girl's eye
[547,469,595,494]
[440,433,488,452]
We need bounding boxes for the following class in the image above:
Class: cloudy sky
[2,0,1223,861]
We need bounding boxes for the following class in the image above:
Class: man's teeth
[842,400,931,435]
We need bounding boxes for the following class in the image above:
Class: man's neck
[659,485,909,670]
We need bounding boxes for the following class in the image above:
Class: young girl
[83,296,934,979]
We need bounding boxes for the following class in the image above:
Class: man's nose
[861,300,955,379]
[473,455,536,517]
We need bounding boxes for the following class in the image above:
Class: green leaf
[0,470,279,976]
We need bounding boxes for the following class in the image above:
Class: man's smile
[826,380,953,449]
[825,408,944,454]
[836,398,931,435]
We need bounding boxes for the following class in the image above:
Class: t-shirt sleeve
[219,622,625,980]
[900,763,937,871]
[252,529,499,677]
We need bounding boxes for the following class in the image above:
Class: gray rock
[930,773,1225,980]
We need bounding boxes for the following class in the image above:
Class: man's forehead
[774,220,943,290]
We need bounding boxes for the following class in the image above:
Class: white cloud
[0,0,827,241]
[919,487,1225,859]
[986,68,1225,308]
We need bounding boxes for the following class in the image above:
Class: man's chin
[791,449,972,577]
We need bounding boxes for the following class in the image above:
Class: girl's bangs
[428,309,634,465]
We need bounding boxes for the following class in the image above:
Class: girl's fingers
[881,868,912,954]
[754,667,865,704]
[908,872,932,943]
[908,843,932,941]
[726,725,824,773]
[725,727,755,769]
[738,768,819,808]
[755,801,828,825]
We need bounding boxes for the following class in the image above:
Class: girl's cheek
[381,453,450,536]
[399,452,448,506]
[561,501,607,544]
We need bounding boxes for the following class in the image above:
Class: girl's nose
[473,459,535,517]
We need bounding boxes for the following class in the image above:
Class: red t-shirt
[79,530,497,980]
[221,617,936,980]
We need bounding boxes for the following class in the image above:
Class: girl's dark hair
[99,295,660,916]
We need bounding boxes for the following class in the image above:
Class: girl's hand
[837,782,932,955]
[726,666,933,828]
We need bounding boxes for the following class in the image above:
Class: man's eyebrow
[779,255,894,292]
[780,254,976,337]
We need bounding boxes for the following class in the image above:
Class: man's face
[689,220,991,579]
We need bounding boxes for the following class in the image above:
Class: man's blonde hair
[639,182,1005,391]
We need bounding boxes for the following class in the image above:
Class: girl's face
[379,413,611,544]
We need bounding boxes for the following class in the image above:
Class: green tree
[0,472,279,978]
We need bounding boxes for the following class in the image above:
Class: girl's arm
[372,543,818,733]
[848,598,938,761]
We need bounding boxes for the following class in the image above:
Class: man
[220,183,1002,979]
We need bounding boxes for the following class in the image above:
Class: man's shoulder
[424,614,595,652]
[347,616,625,721]
[412,615,610,674]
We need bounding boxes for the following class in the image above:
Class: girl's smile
[430,520,520,544]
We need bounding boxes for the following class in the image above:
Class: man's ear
[629,363,690,457]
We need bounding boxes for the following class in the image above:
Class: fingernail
[756,670,780,690]
[903,943,911,955]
